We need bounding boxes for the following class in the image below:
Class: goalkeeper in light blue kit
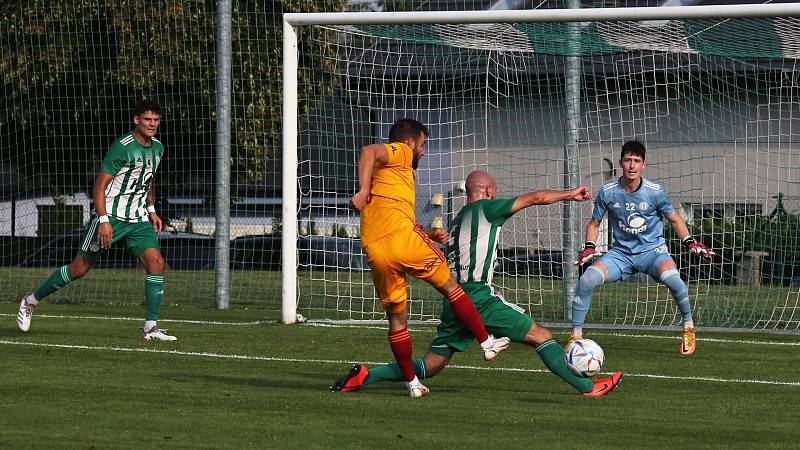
[571,140,714,355]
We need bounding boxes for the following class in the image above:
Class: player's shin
[364,357,428,386]
[33,265,74,300]
[661,269,693,323]
[388,327,416,382]
[144,273,164,328]
[536,340,593,393]
[571,266,604,331]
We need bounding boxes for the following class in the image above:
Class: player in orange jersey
[347,118,509,398]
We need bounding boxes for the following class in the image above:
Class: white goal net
[284,6,800,330]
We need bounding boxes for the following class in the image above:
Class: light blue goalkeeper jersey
[593,177,675,254]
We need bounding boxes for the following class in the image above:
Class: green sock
[364,357,427,386]
[536,339,593,393]
[144,273,164,321]
[34,265,73,300]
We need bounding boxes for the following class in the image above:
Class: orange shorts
[364,225,451,314]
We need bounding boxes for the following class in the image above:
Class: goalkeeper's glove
[574,241,603,266]
[683,236,715,259]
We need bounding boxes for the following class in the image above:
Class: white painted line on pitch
[0,313,264,326]
[591,331,800,346]
[2,339,799,387]
[2,313,799,346]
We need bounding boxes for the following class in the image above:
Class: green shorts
[78,216,160,261]
[429,283,533,358]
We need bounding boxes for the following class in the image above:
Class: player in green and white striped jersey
[333,170,623,397]
[17,99,176,342]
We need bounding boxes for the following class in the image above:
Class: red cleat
[582,371,623,397]
[330,364,369,392]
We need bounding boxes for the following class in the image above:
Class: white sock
[572,326,583,338]
[407,376,421,387]
[26,294,39,306]
[683,320,694,330]
[144,320,157,333]
[479,335,495,350]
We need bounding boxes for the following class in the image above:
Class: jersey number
[625,203,636,211]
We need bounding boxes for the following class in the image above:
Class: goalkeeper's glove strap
[682,236,696,247]
[584,241,596,250]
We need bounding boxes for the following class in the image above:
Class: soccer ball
[565,338,605,377]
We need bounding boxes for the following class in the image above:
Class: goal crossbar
[284,4,800,26]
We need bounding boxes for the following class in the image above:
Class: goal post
[282,4,800,330]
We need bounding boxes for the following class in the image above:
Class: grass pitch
[1,300,799,449]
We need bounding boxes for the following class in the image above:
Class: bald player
[333,169,623,397]
[338,120,509,398]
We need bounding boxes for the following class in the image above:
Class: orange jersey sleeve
[359,142,417,247]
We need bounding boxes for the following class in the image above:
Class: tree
[0,0,349,197]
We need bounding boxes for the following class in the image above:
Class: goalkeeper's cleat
[406,381,430,399]
[141,327,178,342]
[582,371,623,397]
[680,327,696,356]
[483,336,511,361]
[567,335,581,347]
[330,364,369,392]
[17,294,36,332]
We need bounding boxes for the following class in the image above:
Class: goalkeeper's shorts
[364,224,450,314]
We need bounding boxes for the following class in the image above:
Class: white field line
[1,339,799,387]
[0,313,264,326]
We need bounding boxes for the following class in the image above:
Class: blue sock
[572,266,605,327]
[661,269,692,323]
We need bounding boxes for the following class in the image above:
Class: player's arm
[350,143,389,211]
[146,178,163,233]
[575,218,603,266]
[510,186,591,214]
[423,227,448,245]
[93,171,114,249]
[664,210,714,258]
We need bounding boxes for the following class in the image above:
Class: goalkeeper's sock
[144,273,164,321]
[364,357,427,386]
[571,266,604,328]
[536,339,593,393]
[447,286,490,343]
[661,269,693,323]
[34,265,74,300]
[388,327,415,382]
